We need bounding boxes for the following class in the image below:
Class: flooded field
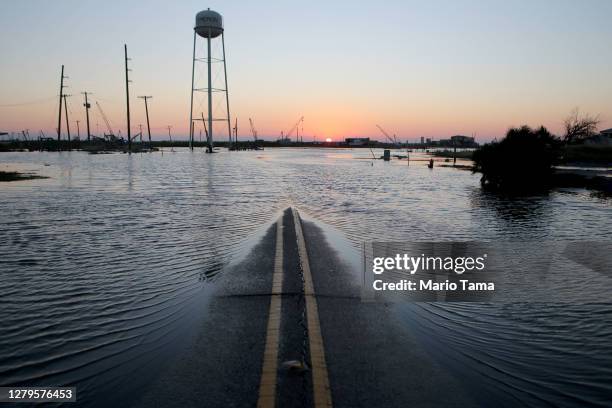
[1,148,610,407]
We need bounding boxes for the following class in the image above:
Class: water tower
[189,9,232,152]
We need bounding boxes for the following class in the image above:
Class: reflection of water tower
[189,9,232,152]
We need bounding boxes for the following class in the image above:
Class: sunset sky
[1,0,611,141]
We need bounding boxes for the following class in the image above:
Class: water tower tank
[195,9,223,38]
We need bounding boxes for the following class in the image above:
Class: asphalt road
[132,208,476,408]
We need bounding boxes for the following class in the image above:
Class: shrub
[472,126,561,191]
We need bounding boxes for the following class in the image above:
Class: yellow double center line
[257,218,284,407]
[257,210,333,408]
[292,209,333,408]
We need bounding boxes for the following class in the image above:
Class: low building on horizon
[344,137,371,146]
[438,135,478,148]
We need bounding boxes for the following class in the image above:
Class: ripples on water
[406,303,612,407]
[0,148,610,406]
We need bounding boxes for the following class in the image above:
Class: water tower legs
[207,30,213,153]
[190,10,230,154]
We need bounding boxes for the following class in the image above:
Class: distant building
[345,137,370,146]
[438,135,478,148]
[451,135,475,144]
[426,138,432,144]
[420,136,425,144]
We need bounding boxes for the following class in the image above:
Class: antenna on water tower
[189,8,231,153]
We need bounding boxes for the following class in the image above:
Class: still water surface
[0,148,610,407]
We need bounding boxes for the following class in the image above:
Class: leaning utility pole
[222,34,232,148]
[234,117,238,143]
[81,91,92,141]
[63,94,71,144]
[138,95,153,146]
[57,65,67,142]
[124,44,132,153]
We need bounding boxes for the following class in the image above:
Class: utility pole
[57,65,67,142]
[167,125,174,152]
[82,91,92,142]
[138,96,152,147]
[234,117,238,144]
[189,31,196,151]
[139,124,143,143]
[63,94,71,145]
[124,44,132,153]
[76,120,80,140]
[222,33,232,148]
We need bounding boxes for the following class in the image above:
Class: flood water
[1,148,610,407]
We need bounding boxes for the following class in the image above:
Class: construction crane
[284,116,304,142]
[376,124,400,147]
[96,101,115,139]
[129,124,142,143]
[249,118,257,141]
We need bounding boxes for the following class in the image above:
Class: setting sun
[325,138,332,143]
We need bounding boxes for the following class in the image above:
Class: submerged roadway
[133,208,476,408]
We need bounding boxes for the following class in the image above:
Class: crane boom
[96,101,115,138]
[249,118,257,141]
[376,124,399,146]
[285,116,304,140]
